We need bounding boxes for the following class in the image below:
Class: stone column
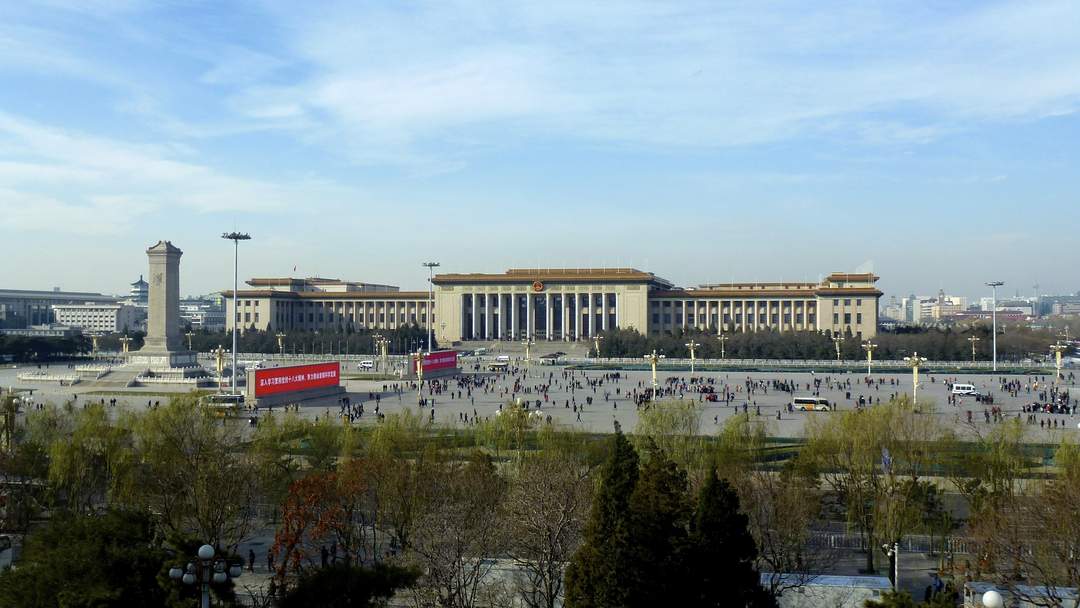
[510,293,518,340]
[601,293,609,332]
[485,294,493,340]
[141,240,183,353]
[526,292,533,340]
[562,295,570,340]
[585,293,592,338]
[614,293,620,329]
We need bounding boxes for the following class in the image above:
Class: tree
[564,430,639,608]
[406,451,507,608]
[505,433,594,608]
[278,563,418,608]
[0,509,169,608]
[124,393,259,549]
[684,469,776,608]
[46,403,135,512]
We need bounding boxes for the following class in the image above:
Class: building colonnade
[460,291,619,340]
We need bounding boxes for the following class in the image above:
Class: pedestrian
[248,549,255,572]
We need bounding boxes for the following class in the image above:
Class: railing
[809,530,977,556]
[16,372,80,384]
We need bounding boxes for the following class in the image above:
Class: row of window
[651,313,817,326]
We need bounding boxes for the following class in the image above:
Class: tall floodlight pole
[223,232,251,395]
[987,281,1004,372]
[422,262,440,354]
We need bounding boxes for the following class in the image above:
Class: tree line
[2,392,1079,606]
[596,325,1063,362]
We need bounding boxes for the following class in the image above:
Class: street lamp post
[967,335,981,363]
[644,349,665,395]
[91,335,99,359]
[987,281,1004,372]
[718,332,728,360]
[1051,342,1067,384]
[275,332,286,356]
[119,334,132,354]
[882,542,899,591]
[862,340,877,376]
[185,330,195,352]
[168,544,242,608]
[903,352,927,404]
[422,262,440,354]
[685,339,699,376]
[212,345,226,393]
[223,232,251,395]
[833,334,844,363]
[412,350,424,405]
[522,339,535,366]
[593,335,604,359]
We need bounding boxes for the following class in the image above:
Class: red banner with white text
[253,362,340,397]
[414,351,458,375]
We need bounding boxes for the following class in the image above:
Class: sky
[1,1,1078,302]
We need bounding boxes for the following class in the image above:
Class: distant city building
[225,269,884,341]
[0,325,82,339]
[0,288,117,329]
[51,303,144,334]
[179,294,226,331]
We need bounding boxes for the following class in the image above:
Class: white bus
[792,397,832,412]
[951,383,977,396]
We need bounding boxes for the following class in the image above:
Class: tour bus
[238,359,265,370]
[792,397,832,412]
[951,383,977,396]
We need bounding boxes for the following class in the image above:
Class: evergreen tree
[686,469,776,608]
[564,430,639,608]
[624,445,691,607]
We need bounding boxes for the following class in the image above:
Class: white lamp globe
[982,589,1004,608]
[198,544,215,560]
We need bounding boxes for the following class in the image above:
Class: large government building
[225,268,882,342]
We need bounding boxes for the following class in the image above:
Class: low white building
[765,573,892,608]
[51,302,145,334]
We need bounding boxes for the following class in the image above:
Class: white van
[951,383,977,396]
[792,397,832,411]
[495,355,510,363]
[358,360,374,370]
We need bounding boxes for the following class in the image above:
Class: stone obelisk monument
[128,241,199,370]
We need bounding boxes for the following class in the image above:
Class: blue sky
[1,1,1078,301]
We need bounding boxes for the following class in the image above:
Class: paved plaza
[5,358,1077,440]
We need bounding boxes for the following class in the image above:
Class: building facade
[0,288,118,328]
[226,269,881,343]
[51,303,144,334]
[224,278,431,333]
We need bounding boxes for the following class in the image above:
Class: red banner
[414,350,458,375]
[253,362,340,397]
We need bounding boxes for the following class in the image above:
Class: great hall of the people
[225,268,882,343]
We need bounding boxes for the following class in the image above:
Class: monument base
[125,349,213,386]
[127,349,199,370]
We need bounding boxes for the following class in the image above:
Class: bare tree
[504,437,594,608]
[407,451,507,608]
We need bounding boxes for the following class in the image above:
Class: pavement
[5,359,1077,440]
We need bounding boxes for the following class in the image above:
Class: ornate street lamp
[168,544,241,608]
[685,339,700,376]
[862,340,877,376]
[644,349,665,395]
[903,352,928,404]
